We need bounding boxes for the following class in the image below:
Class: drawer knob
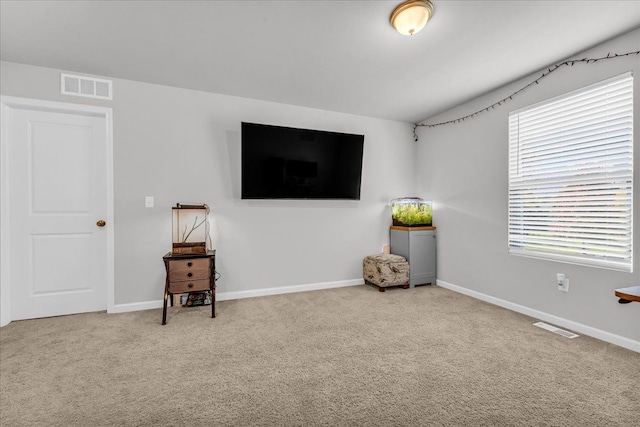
[188,272,193,277]
[187,262,193,267]
[188,283,194,288]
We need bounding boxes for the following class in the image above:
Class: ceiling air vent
[61,73,112,100]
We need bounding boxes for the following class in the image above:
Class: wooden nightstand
[162,250,216,325]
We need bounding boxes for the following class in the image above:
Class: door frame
[0,96,114,326]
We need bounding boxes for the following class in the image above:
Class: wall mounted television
[241,122,364,200]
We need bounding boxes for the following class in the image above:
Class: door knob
[96,220,106,227]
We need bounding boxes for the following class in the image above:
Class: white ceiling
[1,1,639,123]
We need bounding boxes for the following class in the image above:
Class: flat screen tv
[241,122,364,200]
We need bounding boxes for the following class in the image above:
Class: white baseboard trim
[109,300,164,314]
[217,278,363,301]
[436,279,640,353]
[109,278,364,314]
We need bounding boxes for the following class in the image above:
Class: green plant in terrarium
[391,198,432,226]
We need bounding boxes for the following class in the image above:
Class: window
[508,73,633,272]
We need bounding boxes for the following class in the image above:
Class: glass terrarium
[390,197,432,227]
[172,203,209,255]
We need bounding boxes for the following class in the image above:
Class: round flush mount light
[390,0,434,36]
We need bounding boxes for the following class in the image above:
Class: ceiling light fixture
[390,0,434,36]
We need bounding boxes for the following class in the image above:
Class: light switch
[145,196,154,208]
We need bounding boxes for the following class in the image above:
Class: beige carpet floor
[1,285,638,426]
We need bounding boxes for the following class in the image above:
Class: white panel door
[9,108,108,320]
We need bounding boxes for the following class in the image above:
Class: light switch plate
[145,196,154,208]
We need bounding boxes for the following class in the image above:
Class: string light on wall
[412,50,640,141]
[390,0,434,36]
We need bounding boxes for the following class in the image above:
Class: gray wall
[415,28,640,341]
[1,61,416,304]
[3,27,639,343]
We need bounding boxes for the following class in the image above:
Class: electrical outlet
[557,273,569,292]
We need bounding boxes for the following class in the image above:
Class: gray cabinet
[390,226,436,288]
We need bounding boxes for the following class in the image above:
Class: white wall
[415,28,640,342]
[0,61,416,307]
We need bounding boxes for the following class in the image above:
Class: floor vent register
[533,322,580,339]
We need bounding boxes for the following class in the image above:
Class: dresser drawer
[169,278,211,293]
[168,258,210,281]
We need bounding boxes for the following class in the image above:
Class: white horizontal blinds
[508,73,633,272]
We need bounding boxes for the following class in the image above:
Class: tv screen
[241,122,364,200]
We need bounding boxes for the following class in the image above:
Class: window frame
[508,72,634,272]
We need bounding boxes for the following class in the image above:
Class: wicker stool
[363,254,410,292]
